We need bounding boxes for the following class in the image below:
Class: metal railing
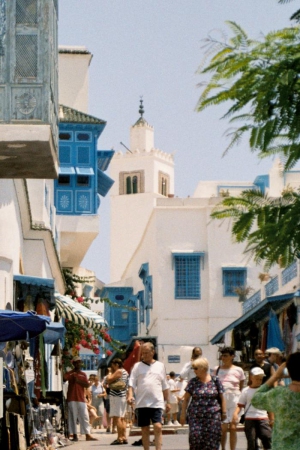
[243,290,261,314]
[282,260,297,286]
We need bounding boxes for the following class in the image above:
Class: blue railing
[81,354,101,371]
[243,290,261,314]
[265,276,279,297]
[282,261,297,286]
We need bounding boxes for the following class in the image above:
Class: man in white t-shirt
[127,342,170,450]
[179,347,202,381]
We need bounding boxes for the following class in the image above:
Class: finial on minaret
[139,96,144,118]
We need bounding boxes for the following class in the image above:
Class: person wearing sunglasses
[180,357,225,450]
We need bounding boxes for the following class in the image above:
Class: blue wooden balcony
[0,0,59,178]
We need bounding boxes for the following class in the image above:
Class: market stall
[210,291,300,362]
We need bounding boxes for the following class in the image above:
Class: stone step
[129,425,189,436]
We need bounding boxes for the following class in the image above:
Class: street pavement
[66,426,248,449]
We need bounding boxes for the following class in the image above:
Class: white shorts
[109,395,127,418]
[169,402,178,414]
[223,390,241,423]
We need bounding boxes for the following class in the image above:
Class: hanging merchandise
[267,310,285,351]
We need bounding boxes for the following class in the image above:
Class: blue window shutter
[77,146,90,164]
[129,296,138,336]
[145,275,153,309]
[222,268,247,296]
[138,291,145,323]
[174,255,201,299]
[97,169,115,197]
[97,150,115,171]
[59,146,71,164]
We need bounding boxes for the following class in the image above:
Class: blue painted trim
[222,267,247,296]
[97,169,115,197]
[138,262,149,280]
[14,275,54,288]
[97,150,115,171]
[172,252,205,270]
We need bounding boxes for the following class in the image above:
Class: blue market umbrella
[0,310,50,342]
[266,309,285,351]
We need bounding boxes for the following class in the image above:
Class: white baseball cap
[251,367,265,376]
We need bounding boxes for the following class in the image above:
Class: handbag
[240,402,251,424]
[109,379,126,391]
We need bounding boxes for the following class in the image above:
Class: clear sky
[58,0,297,283]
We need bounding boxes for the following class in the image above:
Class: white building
[107,107,300,371]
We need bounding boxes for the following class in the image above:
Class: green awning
[55,294,107,329]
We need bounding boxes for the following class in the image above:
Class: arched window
[120,171,145,195]
[126,176,132,194]
[158,171,170,196]
[161,177,167,196]
[132,176,138,194]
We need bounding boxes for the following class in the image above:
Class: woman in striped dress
[106,358,129,445]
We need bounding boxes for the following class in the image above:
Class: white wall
[58,47,92,113]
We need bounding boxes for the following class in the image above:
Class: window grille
[223,269,247,296]
[174,255,200,299]
[16,0,37,25]
[15,34,37,79]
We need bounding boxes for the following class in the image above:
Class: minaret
[130,98,154,153]
[109,100,175,282]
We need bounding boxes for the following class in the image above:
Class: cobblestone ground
[66,427,248,449]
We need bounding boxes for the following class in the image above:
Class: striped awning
[55,293,107,330]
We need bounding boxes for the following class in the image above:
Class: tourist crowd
[63,345,300,450]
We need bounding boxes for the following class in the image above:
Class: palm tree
[211,188,300,269]
[279,0,300,22]
[197,23,300,170]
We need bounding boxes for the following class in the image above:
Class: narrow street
[67,427,248,450]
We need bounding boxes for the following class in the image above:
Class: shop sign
[168,355,180,363]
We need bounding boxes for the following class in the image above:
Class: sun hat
[251,367,265,376]
[72,356,82,363]
[266,347,281,354]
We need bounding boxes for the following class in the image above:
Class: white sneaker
[173,420,180,426]
[165,421,173,426]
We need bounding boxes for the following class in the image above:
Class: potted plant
[234,285,254,302]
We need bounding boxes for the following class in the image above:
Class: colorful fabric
[185,376,223,450]
[252,383,300,450]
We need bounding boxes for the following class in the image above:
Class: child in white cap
[232,367,272,450]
